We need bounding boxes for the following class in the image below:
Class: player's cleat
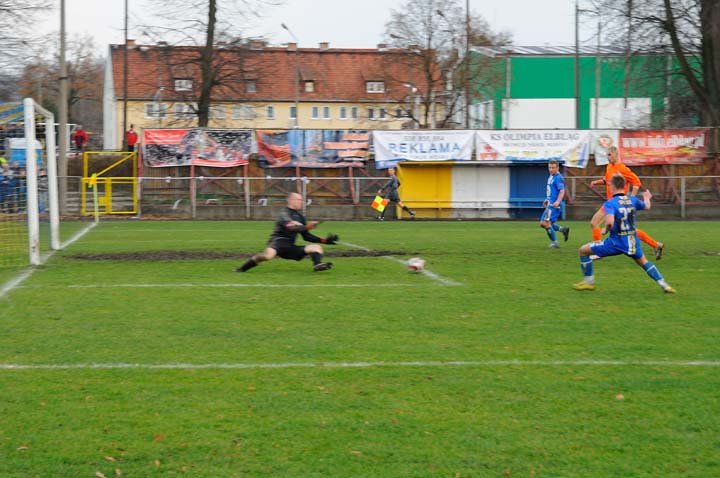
[549,242,560,249]
[572,281,596,291]
[663,285,676,294]
[313,262,333,272]
[654,242,664,260]
[376,215,384,221]
[409,211,416,220]
[561,226,570,242]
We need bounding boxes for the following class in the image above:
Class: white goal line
[1,359,718,371]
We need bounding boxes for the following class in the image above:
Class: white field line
[341,241,462,286]
[0,359,719,371]
[0,221,97,300]
[18,283,413,289]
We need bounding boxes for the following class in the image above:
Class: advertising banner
[256,130,369,168]
[619,129,709,165]
[142,128,253,167]
[589,130,620,166]
[373,130,474,169]
[475,130,591,168]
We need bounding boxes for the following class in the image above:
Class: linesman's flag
[371,195,389,212]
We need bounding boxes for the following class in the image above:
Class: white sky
[37,0,578,56]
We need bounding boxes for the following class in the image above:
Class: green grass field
[1,219,719,477]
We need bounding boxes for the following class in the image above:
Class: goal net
[0,99,61,270]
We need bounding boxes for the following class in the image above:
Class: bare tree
[384,0,510,129]
[595,0,719,126]
[17,35,104,138]
[140,0,283,127]
[0,0,52,70]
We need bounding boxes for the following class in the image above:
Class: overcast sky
[37,0,579,55]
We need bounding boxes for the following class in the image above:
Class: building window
[379,107,387,120]
[304,80,315,92]
[145,103,167,118]
[351,106,358,119]
[367,107,376,120]
[266,105,275,119]
[289,105,297,119]
[174,79,193,91]
[339,106,347,119]
[366,81,385,93]
[312,106,319,119]
[323,106,330,119]
[245,80,257,93]
[173,103,195,118]
[233,105,255,120]
[209,105,225,119]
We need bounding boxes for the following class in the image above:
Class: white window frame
[209,105,226,119]
[289,105,297,120]
[351,106,358,119]
[232,104,255,120]
[304,80,315,92]
[174,79,193,92]
[311,106,320,120]
[145,102,167,119]
[367,107,376,120]
[379,107,387,120]
[245,80,257,93]
[173,103,196,119]
[339,106,347,120]
[323,106,331,119]
[366,81,385,93]
[266,105,276,120]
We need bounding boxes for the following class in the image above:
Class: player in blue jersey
[540,160,570,248]
[573,174,675,293]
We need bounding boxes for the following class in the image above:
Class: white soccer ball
[407,257,426,273]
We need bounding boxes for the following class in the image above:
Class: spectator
[72,125,89,153]
[126,124,138,152]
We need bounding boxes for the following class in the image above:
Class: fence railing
[55,175,720,219]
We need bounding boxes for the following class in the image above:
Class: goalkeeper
[236,192,339,272]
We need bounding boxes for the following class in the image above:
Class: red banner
[619,129,709,165]
[142,128,252,167]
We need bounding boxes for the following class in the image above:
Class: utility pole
[281,23,300,129]
[464,0,470,128]
[122,0,129,150]
[574,0,581,129]
[58,0,68,214]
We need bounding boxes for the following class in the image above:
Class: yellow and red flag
[371,195,389,212]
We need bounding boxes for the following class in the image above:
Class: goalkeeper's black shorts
[271,242,307,261]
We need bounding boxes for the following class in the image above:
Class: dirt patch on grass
[66,250,414,261]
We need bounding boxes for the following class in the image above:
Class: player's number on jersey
[618,207,631,231]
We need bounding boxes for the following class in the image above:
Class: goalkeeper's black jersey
[268,207,322,247]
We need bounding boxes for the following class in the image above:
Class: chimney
[249,39,265,50]
[319,42,329,51]
[126,39,136,49]
[286,42,297,51]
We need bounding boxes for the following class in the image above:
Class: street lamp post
[281,23,300,129]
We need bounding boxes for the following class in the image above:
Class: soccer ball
[407,257,426,273]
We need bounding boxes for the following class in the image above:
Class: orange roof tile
[110,43,442,103]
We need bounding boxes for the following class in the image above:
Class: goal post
[23,98,60,264]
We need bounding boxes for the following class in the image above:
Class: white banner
[590,130,620,166]
[373,130,474,168]
[475,130,591,168]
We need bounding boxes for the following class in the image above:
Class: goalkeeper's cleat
[313,262,333,272]
[654,242,664,260]
[572,281,596,291]
[561,226,570,242]
[549,242,560,249]
[663,285,676,294]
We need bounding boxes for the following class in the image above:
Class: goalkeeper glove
[324,233,339,245]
